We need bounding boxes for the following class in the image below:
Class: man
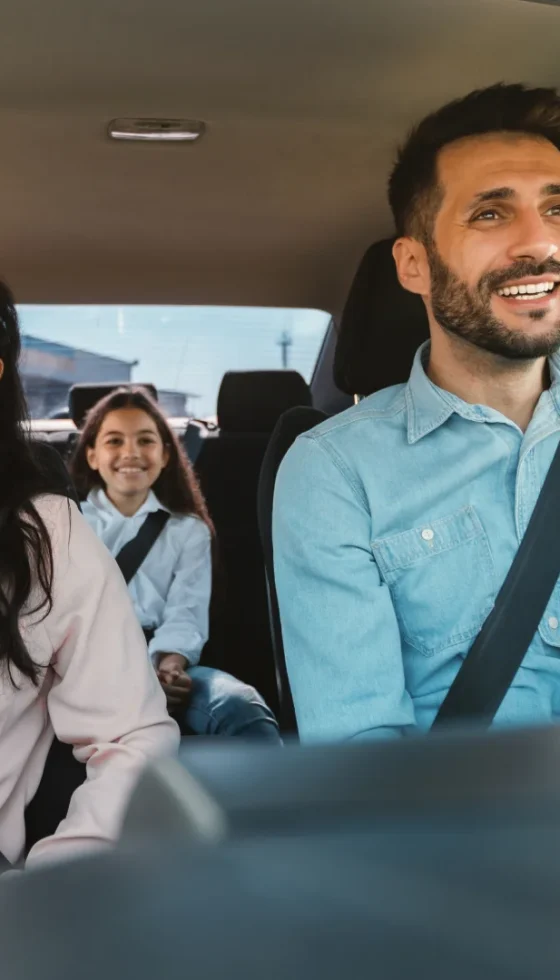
[273,83,560,741]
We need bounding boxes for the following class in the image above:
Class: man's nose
[507,211,559,266]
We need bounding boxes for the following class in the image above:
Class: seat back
[47,428,79,463]
[260,241,429,727]
[68,381,158,428]
[334,237,430,397]
[29,438,81,509]
[257,407,327,732]
[8,727,560,980]
[194,371,311,709]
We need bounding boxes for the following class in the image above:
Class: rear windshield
[16,305,330,420]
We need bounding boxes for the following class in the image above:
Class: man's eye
[546,204,560,216]
[472,209,500,222]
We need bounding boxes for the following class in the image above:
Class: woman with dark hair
[70,386,280,741]
[0,284,179,870]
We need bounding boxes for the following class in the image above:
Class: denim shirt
[273,342,560,742]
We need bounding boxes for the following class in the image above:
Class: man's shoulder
[300,383,408,450]
[277,383,409,496]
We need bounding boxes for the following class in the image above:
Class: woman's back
[0,493,179,867]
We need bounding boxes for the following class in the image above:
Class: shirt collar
[92,487,170,519]
[406,341,560,444]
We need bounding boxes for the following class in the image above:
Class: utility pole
[277,330,293,369]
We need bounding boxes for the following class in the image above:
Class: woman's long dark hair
[69,387,213,530]
[0,283,59,685]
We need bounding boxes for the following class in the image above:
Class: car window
[17,305,330,420]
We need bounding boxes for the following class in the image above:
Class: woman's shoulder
[31,492,76,527]
[30,493,108,559]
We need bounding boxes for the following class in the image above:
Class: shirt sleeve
[272,434,417,743]
[147,517,212,667]
[26,497,180,869]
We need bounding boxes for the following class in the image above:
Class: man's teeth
[497,281,556,298]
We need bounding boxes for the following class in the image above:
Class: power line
[277,330,293,369]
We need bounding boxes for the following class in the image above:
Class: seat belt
[115,510,170,585]
[183,420,204,465]
[433,438,560,729]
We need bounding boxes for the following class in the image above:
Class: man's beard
[427,244,560,360]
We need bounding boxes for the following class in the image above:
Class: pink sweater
[0,494,179,869]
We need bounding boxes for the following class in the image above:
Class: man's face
[425,134,560,359]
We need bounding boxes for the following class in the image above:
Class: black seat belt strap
[433,438,560,729]
[115,510,171,585]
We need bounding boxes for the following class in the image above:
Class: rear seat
[195,370,312,712]
[27,438,81,509]
[32,371,312,713]
[48,428,78,462]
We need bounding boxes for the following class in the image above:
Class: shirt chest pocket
[372,505,496,657]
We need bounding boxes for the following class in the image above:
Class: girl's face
[86,408,170,514]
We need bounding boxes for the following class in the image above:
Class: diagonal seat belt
[433,438,560,729]
[115,510,170,585]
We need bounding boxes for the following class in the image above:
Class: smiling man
[273,83,560,742]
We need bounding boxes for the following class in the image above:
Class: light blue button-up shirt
[82,488,212,666]
[273,342,560,742]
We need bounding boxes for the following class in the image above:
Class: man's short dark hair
[388,83,560,242]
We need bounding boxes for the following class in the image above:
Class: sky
[17,305,330,416]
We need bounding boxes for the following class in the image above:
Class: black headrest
[334,238,430,397]
[217,371,311,434]
[69,382,158,429]
[28,440,81,509]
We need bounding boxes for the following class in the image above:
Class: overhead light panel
[108,118,205,142]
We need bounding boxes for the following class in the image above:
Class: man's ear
[392,237,431,298]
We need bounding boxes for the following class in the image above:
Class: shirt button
[421,528,434,542]
[549,617,559,631]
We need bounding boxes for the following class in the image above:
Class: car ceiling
[1,0,560,313]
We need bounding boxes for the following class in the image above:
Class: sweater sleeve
[26,496,179,869]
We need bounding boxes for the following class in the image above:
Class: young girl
[0,285,179,871]
[70,387,281,742]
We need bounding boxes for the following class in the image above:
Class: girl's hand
[156,652,188,682]
[159,672,192,709]
[156,652,192,710]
